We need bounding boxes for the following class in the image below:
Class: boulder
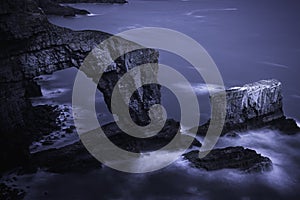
[183,146,272,173]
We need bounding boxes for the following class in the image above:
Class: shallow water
[18,0,300,199]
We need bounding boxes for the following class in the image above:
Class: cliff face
[0,0,160,171]
[196,79,299,135]
[212,79,284,126]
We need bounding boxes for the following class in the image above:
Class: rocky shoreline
[1,0,300,199]
[1,0,160,172]
[38,0,128,17]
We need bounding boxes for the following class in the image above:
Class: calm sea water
[49,0,300,122]
[21,0,300,199]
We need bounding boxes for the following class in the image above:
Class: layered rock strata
[195,79,300,136]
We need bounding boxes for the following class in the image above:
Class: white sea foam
[87,13,100,17]
[172,82,225,95]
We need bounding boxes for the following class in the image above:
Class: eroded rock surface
[0,0,160,171]
[195,79,300,136]
[183,146,272,173]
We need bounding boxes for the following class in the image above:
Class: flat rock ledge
[183,146,272,173]
[21,119,201,174]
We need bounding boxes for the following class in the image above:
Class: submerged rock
[183,146,272,173]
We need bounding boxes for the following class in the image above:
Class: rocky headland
[1,0,299,182]
[0,0,160,172]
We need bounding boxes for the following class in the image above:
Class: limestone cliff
[196,79,299,135]
[214,79,283,125]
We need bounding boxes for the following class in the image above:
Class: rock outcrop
[0,0,160,171]
[21,119,200,174]
[183,146,273,173]
[37,0,90,16]
[101,119,201,153]
[37,0,128,17]
[195,79,300,136]
[217,79,283,125]
[53,0,128,3]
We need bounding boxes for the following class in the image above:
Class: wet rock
[268,117,300,134]
[183,146,272,173]
[29,141,101,173]
[101,119,201,153]
[224,132,241,138]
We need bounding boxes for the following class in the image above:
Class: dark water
[18,0,300,199]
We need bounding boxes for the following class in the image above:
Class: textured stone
[214,79,283,125]
[37,0,90,16]
[194,79,300,135]
[0,0,160,171]
[183,146,273,173]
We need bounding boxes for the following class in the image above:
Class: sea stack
[196,79,299,135]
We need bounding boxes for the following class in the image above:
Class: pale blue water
[21,0,300,199]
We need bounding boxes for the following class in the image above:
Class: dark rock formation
[37,0,90,16]
[53,0,128,3]
[24,105,61,140]
[183,146,272,173]
[27,141,101,173]
[22,119,200,173]
[102,119,201,153]
[0,0,160,172]
[194,79,300,136]
[37,0,128,17]
[0,183,25,200]
[0,105,60,172]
